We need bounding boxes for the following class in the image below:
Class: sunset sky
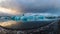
[0,0,60,15]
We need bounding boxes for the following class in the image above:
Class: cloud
[0,0,60,15]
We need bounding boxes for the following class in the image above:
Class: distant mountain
[0,12,14,16]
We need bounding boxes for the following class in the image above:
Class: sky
[0,0,60,15]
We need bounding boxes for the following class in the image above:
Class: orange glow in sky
[0,7,21,15]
